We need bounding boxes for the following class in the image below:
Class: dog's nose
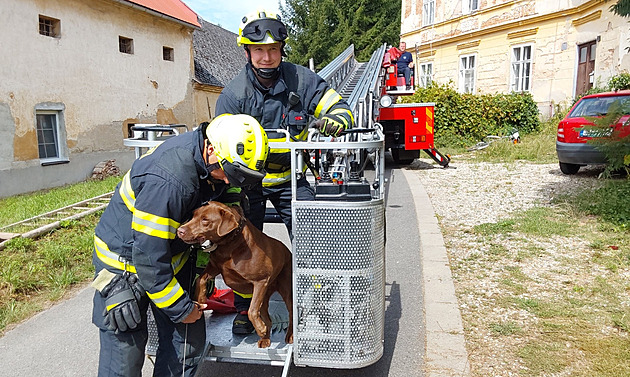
[176,227,186,239]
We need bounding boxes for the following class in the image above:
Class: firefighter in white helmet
[215,9,355,334]
[91,114,268,377]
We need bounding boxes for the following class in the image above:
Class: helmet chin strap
[245,46,281,81]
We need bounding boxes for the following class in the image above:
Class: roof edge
[112,0,201,29]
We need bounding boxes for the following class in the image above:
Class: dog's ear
[216,207,240,237]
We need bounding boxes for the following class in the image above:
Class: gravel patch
[406,159,616,376]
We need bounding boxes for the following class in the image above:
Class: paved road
[0,163,468,377]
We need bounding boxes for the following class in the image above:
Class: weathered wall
[0,0,197,197]
[400,0,630,118]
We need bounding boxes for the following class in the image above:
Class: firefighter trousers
[92,258,206,377]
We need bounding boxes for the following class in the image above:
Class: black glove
[314,114,347,137]
[101,273,145,333]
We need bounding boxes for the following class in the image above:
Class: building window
[163,46,174,61]
[419,62,433,88]
[39,15,60,37]
[511,45,532,92]
[459,54,476,93]
[463,0,479,14]
[36,111,61,160]
[423,0,435,26]
[119,36,134,54]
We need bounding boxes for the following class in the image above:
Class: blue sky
[184,0,282,34]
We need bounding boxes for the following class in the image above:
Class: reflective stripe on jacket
[215,62,354,186]
[93,128,242,323]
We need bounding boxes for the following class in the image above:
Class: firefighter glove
[314,114,346,137]
[100,273,145,333]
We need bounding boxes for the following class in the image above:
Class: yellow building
[400,0,630,117]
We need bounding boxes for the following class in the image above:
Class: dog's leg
[249,280,272,348]
[193,263,218,304]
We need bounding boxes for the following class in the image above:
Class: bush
[608,72,630,91]
[401,82,541,147]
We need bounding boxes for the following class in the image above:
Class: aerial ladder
[318,43,450,167]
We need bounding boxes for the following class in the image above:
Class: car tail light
[557,124,565,142]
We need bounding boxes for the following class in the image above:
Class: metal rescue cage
[126,125,386,374]
[278,127,387,369]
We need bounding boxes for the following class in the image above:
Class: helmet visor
[242,18,287,43]
[221,159,266,188]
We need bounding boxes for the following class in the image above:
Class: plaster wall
[402,0,630,118]
[0,0,196,197]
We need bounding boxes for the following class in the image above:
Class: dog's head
[177,202,243,245]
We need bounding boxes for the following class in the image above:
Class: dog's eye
[201,218,210,226]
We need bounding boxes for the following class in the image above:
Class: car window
[569,95,630,117]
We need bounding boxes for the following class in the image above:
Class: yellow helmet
[205,114,269,187]
[237,10,288,46]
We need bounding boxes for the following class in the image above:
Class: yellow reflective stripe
[94,235,138,273]
[262,165,307,187]
[314,89,342,118]
[106,303,119,311]
[233,290,253,299]
[171,250,190,275]
[132,209,179,239]
[330,107,354,127]
[147,278,185,308]
[119,172,135,212]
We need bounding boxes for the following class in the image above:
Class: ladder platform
[202,298,292,364]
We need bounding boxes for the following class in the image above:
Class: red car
[556,90,630,174]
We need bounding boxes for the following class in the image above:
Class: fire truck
[318,43,450,167]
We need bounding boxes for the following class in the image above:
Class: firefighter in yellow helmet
[215,9,355,334]
[91,114,268,377]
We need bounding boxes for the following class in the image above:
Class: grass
[436,118,630,376]
[0,177,119,334]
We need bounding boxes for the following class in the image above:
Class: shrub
[401,82,541,146]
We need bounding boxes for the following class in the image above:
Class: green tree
[281,0,400,69]
[611,0,630,16]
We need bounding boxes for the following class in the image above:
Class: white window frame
[419,62,433,88]
[459,54,477,94]
[463,0,479,14]
[35,103,68,165]
[423,0,435,26]
[510,44,533,92]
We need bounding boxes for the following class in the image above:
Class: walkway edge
[402,169,471,377]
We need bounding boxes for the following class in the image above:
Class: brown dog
[176,201,293,348]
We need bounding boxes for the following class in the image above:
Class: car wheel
[559,162,580,175]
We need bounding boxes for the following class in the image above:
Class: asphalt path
[0,163,426,377]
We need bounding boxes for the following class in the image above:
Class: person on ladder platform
[90,114,269,377]
[397,41,414,90]
[215,9,355,334]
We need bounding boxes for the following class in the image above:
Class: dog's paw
[257,338,271,348]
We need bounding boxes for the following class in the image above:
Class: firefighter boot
[232,311,255,334]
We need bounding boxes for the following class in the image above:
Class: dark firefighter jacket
[93,128,242,323]
[215,62,354,186]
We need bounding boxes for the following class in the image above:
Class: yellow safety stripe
[119,172,135,212]
[330,107,355,126]
[262,165,307,187]
[94,235,137,274]
[171,250,190,275]
[233,290,253,299]
[94,236,190,275]
[132,209,180,240]
[314,89,342,118]
[147,277,185,308]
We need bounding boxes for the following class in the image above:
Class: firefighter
[215,9,355,334]
[91,114,269,377]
